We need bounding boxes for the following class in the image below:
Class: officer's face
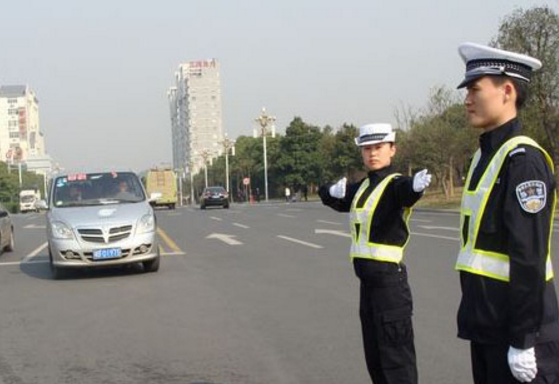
[464,77,514,130]
[361,142,396,171]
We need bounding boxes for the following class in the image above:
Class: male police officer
[455,42,559,383]
[319,123,431,384]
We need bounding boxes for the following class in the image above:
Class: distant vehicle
[200,186,229,209]
[19,189,41,213]
[0,202,15,254]
[46,170,160,279]
[142,168,178,209]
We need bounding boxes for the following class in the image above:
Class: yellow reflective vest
[350,173,412,262]
[456,136,556,282]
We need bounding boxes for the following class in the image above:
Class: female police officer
[319,123,431,384]
[454,42,559,383]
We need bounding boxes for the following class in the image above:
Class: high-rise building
[0,85,46,163]
[168,59,223,175]
[0,85,55,182]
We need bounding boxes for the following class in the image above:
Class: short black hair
[489,76,529,110]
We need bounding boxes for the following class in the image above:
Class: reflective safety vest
[456,136,556,282]
[350,173,412,262]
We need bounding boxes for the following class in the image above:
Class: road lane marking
[410,218,432,223]
[22,242,48,263]
[277,235,323,249]
[233,223,250,229]
[206,233,243,245]
[418,225,459,231]
[317,220,343,226]
[315,229,352,238]
[210,216,223,221]
[161,251,185,256]
[286,208,302,212]
[411,232,459,241]
[156,228,182,253]
[23,224,46,229]
[277,213,296,218]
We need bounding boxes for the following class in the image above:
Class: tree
[493,6,559,180]
[276,117,324,191]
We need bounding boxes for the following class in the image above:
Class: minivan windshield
[52,172,145,208]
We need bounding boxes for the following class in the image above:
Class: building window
[9,132,20,139]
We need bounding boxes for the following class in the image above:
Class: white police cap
[355,123,395,147]
[457,42,542,89]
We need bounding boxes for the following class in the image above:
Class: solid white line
[418,225,459,231]
[411,232,459,242]
[0,260,49,266]
[277,213,296,218]
[22,242,48,263]
[410,218,432,223]
[317,220,343,226]
[277,235,323,249]
[210,216,223,221]
[233,223,250,229]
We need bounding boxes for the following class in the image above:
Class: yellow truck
[142,168,178,209]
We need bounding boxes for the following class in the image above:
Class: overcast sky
[1,0,557,171]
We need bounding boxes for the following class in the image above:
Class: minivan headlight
[51,221,74,239]
[137,214,155,234]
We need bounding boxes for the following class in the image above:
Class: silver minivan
[46,170,159,279]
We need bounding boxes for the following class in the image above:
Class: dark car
[200,187,229,209]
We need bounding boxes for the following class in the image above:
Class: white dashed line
[210,217,223,221]
[277,213,296,218]
[277,235,323,249]
[317,220,343,226]
[233,223,250,229]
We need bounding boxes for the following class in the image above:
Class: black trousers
[470,341,559,384]
[355,260,418,384]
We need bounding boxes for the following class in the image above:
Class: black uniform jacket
[457,118,559,349]
[319,166,422,280]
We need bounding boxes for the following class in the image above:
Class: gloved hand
[413,169,432,193]
[329,177,347,199]
[508,346,538,383]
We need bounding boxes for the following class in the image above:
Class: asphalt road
[1,202,558,384]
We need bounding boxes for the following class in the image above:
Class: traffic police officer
[319,123,431,384]
[455,42,559,383]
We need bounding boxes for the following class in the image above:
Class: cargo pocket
[377,307,416,369]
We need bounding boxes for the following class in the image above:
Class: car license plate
[93,248,121,260]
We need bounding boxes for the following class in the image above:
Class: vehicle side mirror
[36,200,48,210]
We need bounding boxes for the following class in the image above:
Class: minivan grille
[78,225,133,244]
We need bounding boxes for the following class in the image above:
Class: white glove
[329,177,347,199]
[508,346,538,383]
[413,169,432,193]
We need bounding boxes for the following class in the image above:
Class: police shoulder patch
[516,180,547,214]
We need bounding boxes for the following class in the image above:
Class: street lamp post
[254,107,276,202]
[219,135,235,194]
[187,160,195,206]
[199,149,212,189]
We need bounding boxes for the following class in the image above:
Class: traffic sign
[243,177,250,186]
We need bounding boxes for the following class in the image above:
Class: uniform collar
[479,118,521,155]
[368,165,393,182]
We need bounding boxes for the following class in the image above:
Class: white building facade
[0,85,55,180]
[168,59,224,175]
